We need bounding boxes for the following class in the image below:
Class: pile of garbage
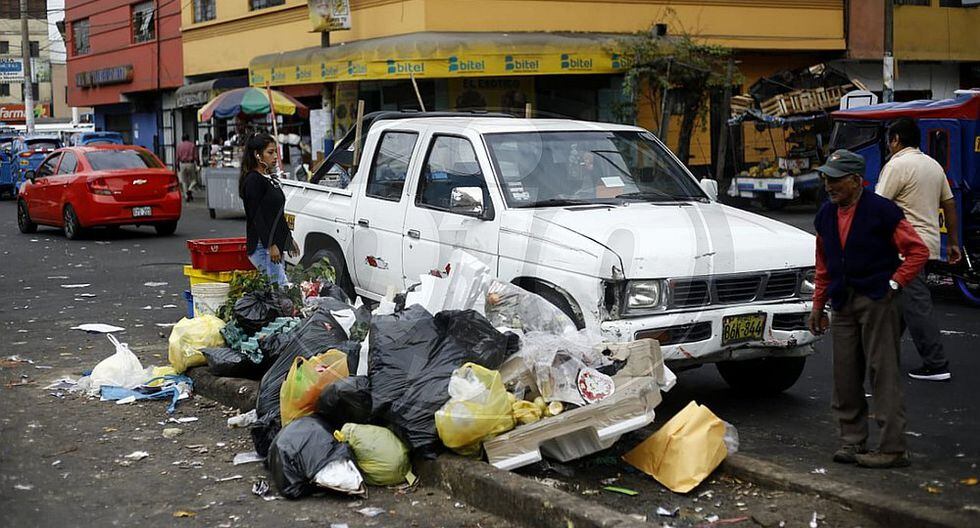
[75,250,680,500]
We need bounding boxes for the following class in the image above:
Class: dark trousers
[902,272,947,369]
[831,292,907,453]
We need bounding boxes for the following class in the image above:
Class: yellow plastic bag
[167,315,225,373]
[280,349,348,426]
[435,363,515,456]
[334,423,415,486]
[622,401,727,493]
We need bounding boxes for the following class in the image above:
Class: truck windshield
[829,121,881,151]
[485,130,705,208]
[86,149,163,170]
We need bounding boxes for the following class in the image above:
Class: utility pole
[883,0,895,103]
[714,55,735,182]
[20,0,35,133]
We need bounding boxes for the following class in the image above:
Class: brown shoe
[854,451,910,469]
[832,444,867,464]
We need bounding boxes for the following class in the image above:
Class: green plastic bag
[168,315,225,373]
[334,423,415,486]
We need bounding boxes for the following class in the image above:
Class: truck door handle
[357,218,370,227]
[407,229,420,239]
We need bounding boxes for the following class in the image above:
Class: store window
[0,83,8,97]
[0,41,7,54]
[72,19,90,55]
[194,0,216,22]
[250,0,285,10]
[366,131,417,201]
[29,40,39,57]
[132,1,155,43]
[927,129,950,170]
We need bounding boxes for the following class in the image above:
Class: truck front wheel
[716,356,806,394]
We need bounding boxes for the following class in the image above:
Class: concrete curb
[722,454,978,528]
[186,367,644,528]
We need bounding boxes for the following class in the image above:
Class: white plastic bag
[88,334,147,395]
[313,459,365,495]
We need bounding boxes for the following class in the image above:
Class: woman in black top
[239,133,296,286]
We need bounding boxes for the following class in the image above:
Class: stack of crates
[183,237,256,287]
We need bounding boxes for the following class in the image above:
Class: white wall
[831,60,961,100]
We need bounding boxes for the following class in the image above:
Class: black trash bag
[251,307,349,457]
[267,415,354,500]
[368,307,518,457]
[319,283,350,304]
[202,347,264,379]
[316,375,372,426]
[305,297,372,343]
[251,411,281,461]
[234,290,295,335]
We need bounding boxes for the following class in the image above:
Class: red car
[16,145,182,239]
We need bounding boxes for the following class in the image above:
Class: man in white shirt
[875,118,961,381]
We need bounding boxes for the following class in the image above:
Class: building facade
[0,0,53,125]
[65,0,183,166]
[180,0,847,171]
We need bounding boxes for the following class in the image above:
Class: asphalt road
[1,196,976,526]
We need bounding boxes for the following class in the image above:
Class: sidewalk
[187,366,978,528]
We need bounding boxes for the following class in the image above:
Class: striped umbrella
[197,87,309,122]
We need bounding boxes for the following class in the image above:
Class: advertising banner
[308,0,351,32]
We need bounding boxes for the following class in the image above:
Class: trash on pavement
[334,423,415,486]
[435,363,515,456]
[484,339,664,470]
[86,335,147,395]
[251,479,280,501]
[657,506,680,517]
[227,409,258,428]
[622,401,728,493]
[168,315,225,373]
[234,291,294,335]
[124,450,149,461]
[267,416,359,499]
[602,486,638,496]
[313,459,365,495]
[280,349,349,426]
[484,279,578,335]
[99,374,193,414]
[163,428,183,439]
[61,283,91,288]
[202,347,264,379]
[961,477,978,486]
[316,376,372,426]
[172,510,196,518]
[13,484,34,491]
[356,507,386,518]
[71,323,126,333]
[233,451,264,465]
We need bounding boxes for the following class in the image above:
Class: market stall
[197,87,310,218]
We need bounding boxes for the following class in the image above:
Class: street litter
[173,510,197,518]
[811,468,827,475]
[13,484,34,491]
[657,506,679,517]
[71,324,125,333]
[227,410,258,428]
[809,512,818,528]
[124,451,149,461]
[163,428,183,439]
[169,417,199,423]
[961,477,978,486]
[251,480,281,501]
[905,431,923,437]
[623,401,732,493]
[603,486,639,496]
[233,451,264,465]
[356,507,386,517]
[706,514,720,523]
[78,293,97,298]
[214,475,243,482]
[144,282,169,287]
[61,284,91,288]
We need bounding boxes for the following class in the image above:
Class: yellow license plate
[722,313,767,346]
[285,213,295,230]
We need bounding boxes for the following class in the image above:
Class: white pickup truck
[284,112,820,393]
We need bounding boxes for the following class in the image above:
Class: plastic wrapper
[335,423,414,486]
[251,307,349,457]
[234,291,294,335]
[435,363,515,456]
[317,376,372,426]
[267,416,357,499]
[279,349,349,426]
[512,399,543,425]
[484,280,577,335]
[313,459,365,495]
[503,330,609,404]
[202,347,265,379]
[168,315,226,374]
[88,334,147,395]
[369,307,519,457]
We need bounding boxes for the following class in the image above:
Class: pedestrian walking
[807,149,929,469]
[876,117,961,381]
[176,134,199,202]
[238,133,297,287]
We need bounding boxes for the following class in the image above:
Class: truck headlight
[627,280,667,310]
[800,268,816,298]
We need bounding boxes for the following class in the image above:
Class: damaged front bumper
[598,300,821,367]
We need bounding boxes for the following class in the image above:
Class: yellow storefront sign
[250,32,624,87]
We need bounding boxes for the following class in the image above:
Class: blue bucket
[183,290,194,319]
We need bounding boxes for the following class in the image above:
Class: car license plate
[721,313,767,346]
[132,206,152,217]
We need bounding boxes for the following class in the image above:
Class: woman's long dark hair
[239,132,276,196]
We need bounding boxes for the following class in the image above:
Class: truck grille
[665,270,803,310]
[635,322,712,346]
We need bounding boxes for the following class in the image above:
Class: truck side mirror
[699,178,718,201]
[450,187,486,218]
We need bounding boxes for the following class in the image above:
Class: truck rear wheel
[309,247,355,301]
[716,356,806,394]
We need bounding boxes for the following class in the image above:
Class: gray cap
[816,149,865,179]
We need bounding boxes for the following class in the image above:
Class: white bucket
[191,282,231,317]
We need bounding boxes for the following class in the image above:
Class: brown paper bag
[622,400,727,493]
